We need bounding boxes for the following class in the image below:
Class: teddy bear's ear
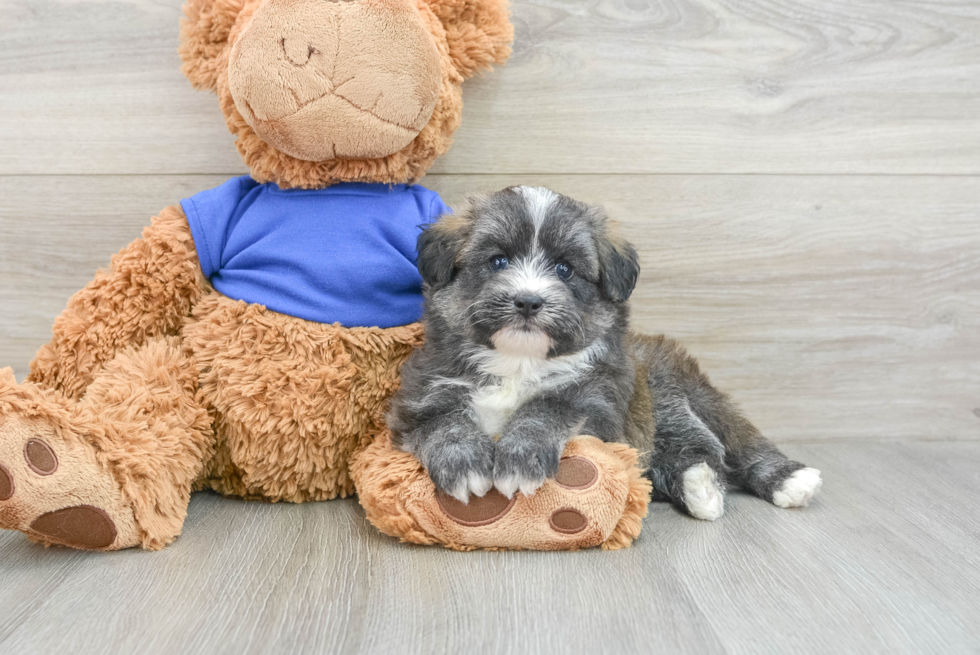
[178,0,244,93]
[427,0,514,79]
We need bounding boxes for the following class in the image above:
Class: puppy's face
[418,186,639,359]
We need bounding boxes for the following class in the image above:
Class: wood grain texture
[1,0,979,175]
[2,0,979,650]
[0,441,978,654]
[2,174,977,441]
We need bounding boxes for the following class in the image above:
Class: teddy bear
[0,0,650,552]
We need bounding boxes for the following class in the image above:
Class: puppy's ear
[417,217,468,291]
[597,233,640,302]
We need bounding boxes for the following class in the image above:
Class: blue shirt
[180,176,450,328]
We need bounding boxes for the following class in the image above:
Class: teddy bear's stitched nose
[228,0,441,162]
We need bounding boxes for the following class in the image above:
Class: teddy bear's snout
[227,0,442,162]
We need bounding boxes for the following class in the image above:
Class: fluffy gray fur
[388,186,820,518]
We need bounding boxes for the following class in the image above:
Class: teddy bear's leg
[353,433,652,551]
[0,337,214,550]
[184,296,424,503]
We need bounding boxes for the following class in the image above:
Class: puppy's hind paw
[772,467,822,508]
[682,462,725,521]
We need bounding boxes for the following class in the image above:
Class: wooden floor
[1,441,979,654]
[1,0,979,652]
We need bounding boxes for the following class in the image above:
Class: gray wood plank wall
[2,2,980,652]
[3,4,978,445]
[2,174,978,440]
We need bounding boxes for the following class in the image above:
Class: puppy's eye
[491,256,509,271]
[555,262,573,280]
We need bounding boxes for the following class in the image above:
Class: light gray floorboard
[0,441,978,654]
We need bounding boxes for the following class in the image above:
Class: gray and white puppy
[388,186,821,520]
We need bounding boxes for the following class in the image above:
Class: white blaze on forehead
[515,186,558,233]
[506,254,559,296]
[491,328,552,359]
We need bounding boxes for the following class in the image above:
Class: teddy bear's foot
[353,433,653,551]
[0,416,139,550]
[0,374,139,550]
[432,452,619,544]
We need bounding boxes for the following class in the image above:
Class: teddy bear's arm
[27,204,207,399]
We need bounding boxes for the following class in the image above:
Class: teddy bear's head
[179,0,512,188]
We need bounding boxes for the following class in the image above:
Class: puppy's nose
[514,294,544,318]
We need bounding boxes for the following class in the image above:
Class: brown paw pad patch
[554,456,599,490]
[25,439,58,476]
[549,507,588,534]
[29,505,117,550]
[0,463,13,501]
[436,489,516,527]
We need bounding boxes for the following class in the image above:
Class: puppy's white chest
[467,346,603,437]
[471,379,530,438]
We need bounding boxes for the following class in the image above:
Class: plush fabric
[181,176,450,328]
[1,206,422,549]
[185,291,423,502]
[227,0,444,161]
[179,0,514,188]
[351,432,652,551]
[0,0,650,552]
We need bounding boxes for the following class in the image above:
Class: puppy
[388,186,821,520]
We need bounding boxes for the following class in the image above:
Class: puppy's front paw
[422,437,495,504]
[493,437,563,499]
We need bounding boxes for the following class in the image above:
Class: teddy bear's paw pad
[436,488,516,527]
[554,456,598,490]
[549,507,588,534]
[30,505,118,549]
[393,437,649,551]
[0,419,138,550]
[0,463,13,500]
[24,439,58,475]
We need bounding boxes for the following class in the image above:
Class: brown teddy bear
[0,0,649,552]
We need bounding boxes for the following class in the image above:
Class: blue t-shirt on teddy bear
[180,176,449,329]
